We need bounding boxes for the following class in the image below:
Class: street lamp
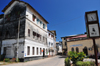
[16,15,28,62]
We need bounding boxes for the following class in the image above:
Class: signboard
[70,44,82,47]
[88,24,100,37]
[85,11,100,38]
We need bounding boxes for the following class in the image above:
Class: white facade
[47,30,56,56]
[1,38,24,58]
[56,42,62,53]
[24,5,49,57]
[1,0,49,60]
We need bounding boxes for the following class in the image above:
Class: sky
[0,0,100,41]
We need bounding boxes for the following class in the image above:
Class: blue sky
[0,0,100,41]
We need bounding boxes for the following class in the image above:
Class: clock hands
[91,16,94,20]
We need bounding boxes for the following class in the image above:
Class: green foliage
[65,57,71,66]
[90,61,95,66]
[76,61,83,66]
[4,58,10,62]
[68,51,86,64]
[76,61,95,66]
[83,61,90,66]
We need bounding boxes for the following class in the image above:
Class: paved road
[2,55,66,66]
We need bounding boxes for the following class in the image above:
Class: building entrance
[43,48,45,57]
[0,47,1,55]
[83,47,88,55]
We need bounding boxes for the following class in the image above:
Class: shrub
[68,51,86,64]
[83,61,91,66]
[76,61,83,66]
[76,61,95,66]
[4,58,10,62]
[65,57,71,66]
[90,61,95,66]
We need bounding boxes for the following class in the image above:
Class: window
[40,48,41,55]
[32,47,34,55]
[37,33,40,39]
[46,49,47,54]
[71,47,74,52]
[37,48,38,55]
[27,46,30,55]
[28,29,30,37]
[49,42,50,46]
[40,21,42,26]
[37,18,40,24]
[49,33,50,36]
[51,35,54,38]
[40,35,41,41]
[46,38,47,44]
[76,47,79,53]
[65,42,67,46]
[43,37,45,42]
[51,43,53,46]
[43,23,45,29]
[33,31,36,38]
[6,31,9,38]
[32,14,36,21]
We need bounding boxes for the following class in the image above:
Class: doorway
[43,48,45,57]
[0,47,1,55]
[83,47,88,55]
[3,47,7,59]
[3,47,7,55]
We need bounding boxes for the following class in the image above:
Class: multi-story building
[61,37,67,55]
[47,30,56,56]
[61,34,100,57]
[56,41,62,55]
[0,0,57,61]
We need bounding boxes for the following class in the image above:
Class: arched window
[71,47,74,52]
[76,47,79,53]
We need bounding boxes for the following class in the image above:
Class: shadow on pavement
[58,55,67,58]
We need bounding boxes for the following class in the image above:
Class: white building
[56,42,62,54]
[0,0,56,61]
[47,30,56,56]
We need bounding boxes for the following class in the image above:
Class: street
[2,55,66,66]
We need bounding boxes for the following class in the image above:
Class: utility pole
[92,38,98,66]
[16,15,28,62]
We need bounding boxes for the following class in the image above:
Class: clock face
[87,13,97,22]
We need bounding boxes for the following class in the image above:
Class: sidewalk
[0,62,4,65]
[0,56,56,66]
